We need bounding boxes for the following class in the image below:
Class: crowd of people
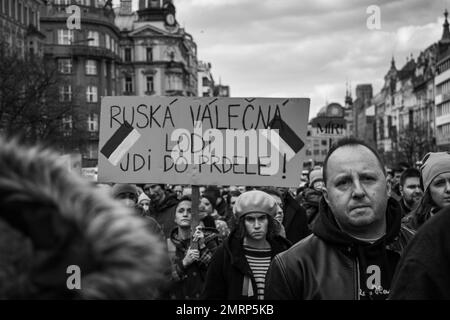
[1,135,450,299]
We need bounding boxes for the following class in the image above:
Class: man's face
[393,172,402,184]
[323,145,388,234]
[244,213,268,241]
[146,185,164,203]
[429,172,450,209]
[199,197,213,217]
[174,200,192,228]
[230,196,239,209]
[400,177,423,208]
[139,199,150,213]
[173,185,183,199]
[117,192,137,207]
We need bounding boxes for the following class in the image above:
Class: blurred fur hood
[0,137,167,299]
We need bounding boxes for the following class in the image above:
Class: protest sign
[98,97,310,187]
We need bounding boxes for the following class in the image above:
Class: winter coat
[149,191,179,239]
[390,205,450,299]
[167,227,220,300]
[202,229,291,300]
[282,191,310,244]
[265,197,414,300]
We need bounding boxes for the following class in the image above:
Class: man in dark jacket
[389,205,450,299]
[146,183,179,239]
[265,137,413,300]
[281,189,310,244]
[202,190,291,300]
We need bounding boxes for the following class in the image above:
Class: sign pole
[190,184,200,249]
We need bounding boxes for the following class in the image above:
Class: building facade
[115,0,198,97]
[198,61,215,97]
[0,0,45,56]
[435,10,450,150]
[40,0,122,166]
[306,102,348,167]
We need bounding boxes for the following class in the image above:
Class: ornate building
[0,0,45,56]
[435,10,450,151]
[40,0,122,166]
[307,102,347,167]
[115,0,198,97]
[374,10,449,165]
[198,61,215,97]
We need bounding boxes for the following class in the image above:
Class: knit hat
[111,184,138,199]
[420,152,450,192]
[233,190,278,220]
[138,192,150,204]
[309,167,323,187]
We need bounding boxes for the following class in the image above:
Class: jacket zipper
[355,257,360,300]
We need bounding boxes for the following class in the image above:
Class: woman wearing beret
[404,152,450,231]
[202,190,291,300]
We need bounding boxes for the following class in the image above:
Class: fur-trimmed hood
[0,137,167,299]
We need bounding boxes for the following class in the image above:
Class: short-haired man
[145,183,179,239]
[399,168,423,216]
[265,137,413,300]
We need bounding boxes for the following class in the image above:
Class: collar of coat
[223,229,291,275]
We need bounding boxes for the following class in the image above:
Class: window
[85,60,97,75]
[88,31,99,47]
[124,48,131,62]
[57,29,74,45]
[146,76,154,93]
[59,85,72,102]
[313,150,319,155]
[58,58,72,73]
[12,0,16,19]
[202,77,209,86]
[87,113,98,132]
[105,34,110,49]
[86,86,98,103]
[25,5,29,25]
[18,2,22,23]
[321,140,327,146]
[111,63,115,79]
[146,47,153,62]
[125,76,133,93]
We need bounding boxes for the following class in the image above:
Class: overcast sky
[113,0,448,119]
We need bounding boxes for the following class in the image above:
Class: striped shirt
[244,244,272,300]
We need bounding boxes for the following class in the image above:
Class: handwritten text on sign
[98,97,310,187]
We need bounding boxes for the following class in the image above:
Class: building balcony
[43,44,121,61]
[88,131,99,140]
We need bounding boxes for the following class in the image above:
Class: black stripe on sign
[100,121,134,159]
[269,116,304,153]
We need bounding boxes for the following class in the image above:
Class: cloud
[114,0,448,118]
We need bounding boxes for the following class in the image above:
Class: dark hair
[201,194,217,211]
[205,185,221,199]
[410,189,437,229]
[400,168,421,188]
[234,214,280,241]
[178,195,192,203]
[323,137,386,185]
[227,190,241,206]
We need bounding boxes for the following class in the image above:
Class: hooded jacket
[202,229,291,300]
[265,197,413,300]
[0,137,168,299]
[149,191,179,239]
[282,191,310,244]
